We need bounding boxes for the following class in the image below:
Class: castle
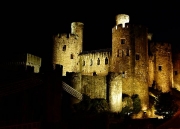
[52,14,180,113]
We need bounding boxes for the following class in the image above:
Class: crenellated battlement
[112,23,147,33]
[80,48,111,55]
[151,42,171,52]
[56,33,69,39]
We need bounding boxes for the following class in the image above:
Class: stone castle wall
[52,14,178,112]
[150,43,172,92]
[107,72,122,112]
[0,53,41,73]
[79,50,111,76]
[173,53,180,91]
[111,23,149,110]
[148,56,155,87]
[69,72,122,113]
[26,53,42,73]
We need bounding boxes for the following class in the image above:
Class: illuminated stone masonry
[53,14,178,113]
[0,53,41,73]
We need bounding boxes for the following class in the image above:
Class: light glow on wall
[109,76,122,113]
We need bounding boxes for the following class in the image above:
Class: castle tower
[52,22,84,75]
[150,43,172,92]
[116,14,129,28]
[173,53,180,91]
[111,14,149,110]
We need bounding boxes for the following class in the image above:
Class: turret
[115,14,129,28]
[71,22,84,52]
[71,22,84,36]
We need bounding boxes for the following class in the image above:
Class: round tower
[116,14,130,27]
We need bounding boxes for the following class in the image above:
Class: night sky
[1,1,180,64]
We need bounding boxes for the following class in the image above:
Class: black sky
[1,1,180,63]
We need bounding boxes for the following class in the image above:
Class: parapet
[115,14,130,27]
[56,33,69,39]
[80,48,112,55]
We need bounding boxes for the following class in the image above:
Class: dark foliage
[154,92,178,118]
[131,94,142,114]
[73,94,109,113]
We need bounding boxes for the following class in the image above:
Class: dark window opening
[93,72,97,76]
[70,54,73,59]
[175,71,178,75]
[121,39,125,44]
[117,50,119,57]
[97,58,100,65]
[158,66,162,71]
[122,71,125,78]
[83,61,85,66]
[136,54,140,60]
[90,59,93,66]
[105,57,108,65]
[152,80,156,88]
[63,45,66,51]
[127,50,130,56]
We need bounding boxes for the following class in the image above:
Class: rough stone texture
[107,72,122,112]
[111,23,149,110]
[150,43,172,92]
[69,72,82,104]
[81,75,106,99]
[0,53,41,73]
[26,53,41,73]
[148,55,155,87]
[80,51,111,76]
[173,53,180,91]
[53,22,83,76]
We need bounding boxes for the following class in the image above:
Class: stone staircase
[62,81,83,100]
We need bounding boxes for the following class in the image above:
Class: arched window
[62,45,66,51]
[97,58,100,65]
[70,54,73,59]
[93,72,97,76]
[121,38,125,44]
[117,50,119,57]
[90,59,93,66]
[105,57,108,65]
[126,49,130,56]
[83,60,85,66]
[136,54,140,60]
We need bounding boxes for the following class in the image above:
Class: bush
[131,94,141,114]
[73,94,109,113]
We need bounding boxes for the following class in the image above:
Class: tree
[131,94,141,114]
[73,94,109,113]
